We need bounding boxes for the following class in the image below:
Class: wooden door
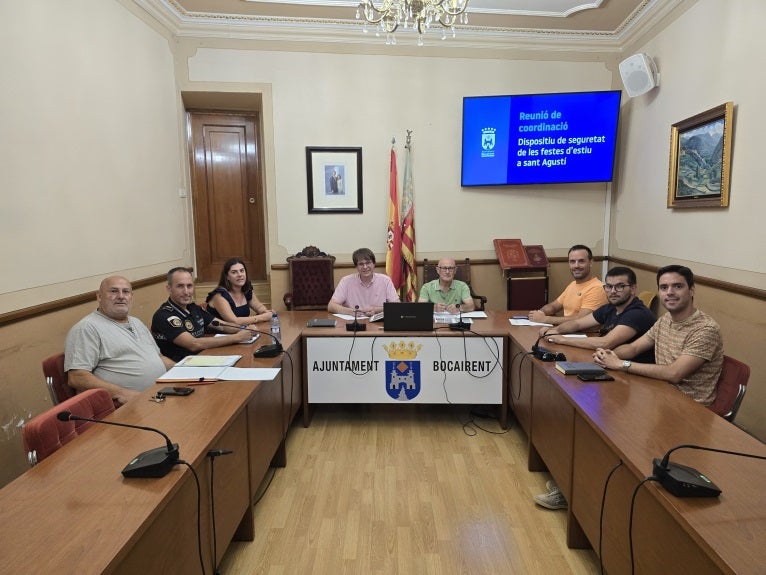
[188,112,266,281]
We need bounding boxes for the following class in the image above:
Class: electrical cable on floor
[598,460,624,575]
[178,460,206,575]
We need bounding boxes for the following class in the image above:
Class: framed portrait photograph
[306,147,363,214]
[667,102,733,208]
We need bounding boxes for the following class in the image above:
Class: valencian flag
[401,135,417,302]
[385,146,403,288]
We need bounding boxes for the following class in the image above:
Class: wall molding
[0,275,167,327]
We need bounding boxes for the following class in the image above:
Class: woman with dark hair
[205,258,273,326]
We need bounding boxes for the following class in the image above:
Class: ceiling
[137,0,683,51]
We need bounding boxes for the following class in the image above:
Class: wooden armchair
[422,258,487,311]
[283,246,337,310]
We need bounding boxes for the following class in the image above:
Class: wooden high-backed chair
[422,258,487,311]
[283,245,337,310]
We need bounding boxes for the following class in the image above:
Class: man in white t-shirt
[65,276,174,405]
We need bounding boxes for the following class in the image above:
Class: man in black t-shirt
[151,267,252,362]
[539,266,656,363]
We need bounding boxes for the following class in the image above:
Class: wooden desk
[0,381,257,575]
[300,311,511,427]
[507,320,766,574]
[201,314,307,506]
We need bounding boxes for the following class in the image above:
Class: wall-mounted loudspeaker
[619,53,659,97]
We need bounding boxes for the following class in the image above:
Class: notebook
[554,361,606,376]
[383,302,435,331]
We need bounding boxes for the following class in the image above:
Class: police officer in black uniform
[151,267,252,362]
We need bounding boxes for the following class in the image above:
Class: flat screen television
[461,90,622,186]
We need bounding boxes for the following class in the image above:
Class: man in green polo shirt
[418,257,475,314]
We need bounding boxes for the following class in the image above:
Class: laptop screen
[383,302,434,331]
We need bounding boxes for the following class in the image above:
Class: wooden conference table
[507,323,766,575]
[2,311,763,574]
[0,317,304,575]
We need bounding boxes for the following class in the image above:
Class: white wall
[186,48,615,263]
[612,0,766,437]
[0,0,188,313]
[613,0,766,288]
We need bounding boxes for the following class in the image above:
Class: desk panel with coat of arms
[306,336,503,404]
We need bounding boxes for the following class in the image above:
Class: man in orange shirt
[528,244,607,326]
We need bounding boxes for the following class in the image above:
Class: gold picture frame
[667,102,733,208]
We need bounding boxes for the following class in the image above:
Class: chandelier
[356,0,470,46]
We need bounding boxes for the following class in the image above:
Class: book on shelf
[493,238,529,269]
[523,245,549,269]
[554,361,606,375]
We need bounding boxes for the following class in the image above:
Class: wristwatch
[622,360,632,371]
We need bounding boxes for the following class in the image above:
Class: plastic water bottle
[270,312,281,342]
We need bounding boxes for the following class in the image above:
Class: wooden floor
[219,404,600,575]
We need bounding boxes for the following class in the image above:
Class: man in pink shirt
[328,247,400,316]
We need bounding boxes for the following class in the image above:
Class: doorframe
[180,89,276,281]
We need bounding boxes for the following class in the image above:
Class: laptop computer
[383,302,434,331]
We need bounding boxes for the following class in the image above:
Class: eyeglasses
[603,283,631,292]
[356,260,374,268]
[437,266,456,272]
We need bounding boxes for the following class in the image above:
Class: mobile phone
[577,373,615,382]
[158,386,195,396]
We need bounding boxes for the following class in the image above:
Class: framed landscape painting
[667,102,733,208]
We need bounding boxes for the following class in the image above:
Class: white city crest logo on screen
[481,127,496,158]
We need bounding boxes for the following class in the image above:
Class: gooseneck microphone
[211,319,258,334]
[652,443,766,497]
[212,319,283,357]
[346,305,366,332]
[56,411,179,478]
[449,303,470,331]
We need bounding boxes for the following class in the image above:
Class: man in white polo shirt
[65,276,174,405]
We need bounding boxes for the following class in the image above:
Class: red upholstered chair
[707,355,750,422]
[22,388,115,466]
[42,352,76,405]
[283,245,336,310]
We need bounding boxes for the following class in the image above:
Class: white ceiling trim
[241,0,605,19]
[133,0,678,53]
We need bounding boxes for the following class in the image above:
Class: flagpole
[401,130,417,302]
[385,137,403,290]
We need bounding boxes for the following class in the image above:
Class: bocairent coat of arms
[382,340,422,401]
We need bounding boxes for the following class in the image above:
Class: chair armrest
[283,292,294,310]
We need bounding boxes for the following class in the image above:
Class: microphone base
[253,343,283,358]
[346,322,366,332]
[652,458,721,497]
[531,346,566,362]
[122,444,179,478]
[449,322,471,331]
